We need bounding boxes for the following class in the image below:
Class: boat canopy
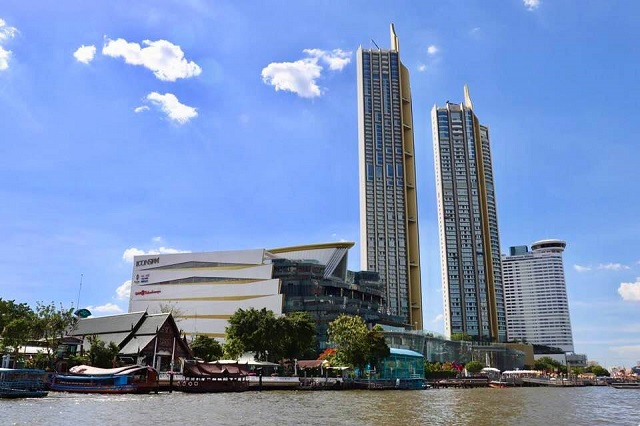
[183,361,249,378]
[68,365,153,376]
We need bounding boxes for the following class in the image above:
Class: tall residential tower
[431,87,506,342]
[502,240,574,352]
[357,24,422,329]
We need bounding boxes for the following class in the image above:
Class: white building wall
[129,250,283,340]
[502,240,574,352]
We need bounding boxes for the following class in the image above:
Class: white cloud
[618,278,640,302]
[134,105,149,113]
[417,64,426,72]
[116,280,131,300]
[122,246,191,262]
[303,48,352,71]
[88,303,123,314]
[598,263,630,271]
[427,45,439,55]
[523,0,540,11]
[261,48,351,98]
[574,264,592,272]
[152,236,164,243]
[431,314,444,324]
[261,57,323,98]
[146,92,198,124]
[0,18,18,71]
[73,45,96,64]
[102,38,201,81]
[470,27,481,36]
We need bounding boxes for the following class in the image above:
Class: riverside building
[431,86,506,342]
[357,24,422,329]
[502,239,575,352]
[129,242,403,348]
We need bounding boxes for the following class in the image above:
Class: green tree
[450,333,473,341]
[222,337,245,360]
[586,365,610,377]
[225,308,316,363]
[87,335,120,368]
[226,308,279,362]
[366,325,390,370]
[190,335,224,362]
[278,312,316,361]
[0,299,38,367]
[327,315,390,375]
[465,360,484,375]
[534,356,566,374]
[33,301,77,367]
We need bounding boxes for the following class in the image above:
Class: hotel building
[357,24,422,329]
[431,86,506,342]
[502,240,574,352]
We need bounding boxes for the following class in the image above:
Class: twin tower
[357,25,506,342]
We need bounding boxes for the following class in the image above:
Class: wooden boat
[50,365,159,394]
[0,368,49,398]
[173,361,249,393]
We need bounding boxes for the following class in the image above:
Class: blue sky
[1,0,638,368]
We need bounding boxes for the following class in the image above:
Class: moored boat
[173,361,250,393]
[0,368,49,398]
[50,365,159,394]
[610,382,640,389]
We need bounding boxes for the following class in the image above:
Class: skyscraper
[357,24,422,329]
[502,240,575,352]
[431,87,506,342]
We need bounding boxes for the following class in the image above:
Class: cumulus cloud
[261,48,351,98]
[88,303,124,314]
[523,0,540,10]
[427,45,439,55]
[102,38,201,81]
[574,264,592,273]
[303,48,352,71]
[145,92,198,124]
[618,278,640,302]
[417,64,426,72]
[134,105,149,113]
[73,45,96,64]
[598,263,630,271]
[122,246,191,262]
[116,280,132,300]
[0,18,18,71]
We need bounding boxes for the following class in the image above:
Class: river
[3,387,639,426]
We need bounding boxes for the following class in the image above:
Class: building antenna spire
[390,23,399,52]
[464,84,474,109]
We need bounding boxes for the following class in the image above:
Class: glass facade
[357,26,422,329]
[432,93,507,343]
[274,259,405,351]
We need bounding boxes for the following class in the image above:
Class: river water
[3,387,639,426]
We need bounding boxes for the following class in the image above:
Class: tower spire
[390,23,399,52]
[464,84,474,109]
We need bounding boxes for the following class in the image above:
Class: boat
[173,361,250,393]
[610,382,640,389]
[247,375,301,390]
[0,368,49,398]
[50,365,159,394]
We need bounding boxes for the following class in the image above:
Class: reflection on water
[3,386,640,426]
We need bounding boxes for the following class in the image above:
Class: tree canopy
[326,315,390,374]
[465,360,484,375]
[190,335,224,362]
[224,308,316,363]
